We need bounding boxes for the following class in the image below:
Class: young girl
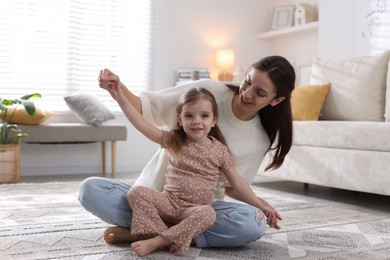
[107,85,275,256]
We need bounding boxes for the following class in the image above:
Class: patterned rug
[1,180,390,260]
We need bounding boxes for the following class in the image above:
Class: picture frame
[272,5,294,30]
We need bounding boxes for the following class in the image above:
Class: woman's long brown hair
[227,56,295,171]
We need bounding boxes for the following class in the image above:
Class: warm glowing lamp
[216,49,235,81]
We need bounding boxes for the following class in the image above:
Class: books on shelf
[175,67,210,85]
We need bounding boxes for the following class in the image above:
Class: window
[0,0,153,111]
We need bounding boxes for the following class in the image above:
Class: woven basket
[0,144,20,184]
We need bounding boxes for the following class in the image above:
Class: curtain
[0,0,153,111]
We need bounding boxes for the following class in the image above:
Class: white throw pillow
[310,51,390,121]
[64,93,115,126]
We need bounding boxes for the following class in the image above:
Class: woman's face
[236,68,284,119]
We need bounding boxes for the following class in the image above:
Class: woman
[78,55,295,248]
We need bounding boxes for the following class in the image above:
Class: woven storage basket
[0,144,20,184]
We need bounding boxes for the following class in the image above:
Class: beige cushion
[310,51,390,121]
[291,83,330,120]
[292,121,390,152]
[1,106,52,125]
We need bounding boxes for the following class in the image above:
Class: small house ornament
[294,3,317,26]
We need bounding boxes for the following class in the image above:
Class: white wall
[21,0,371,177]
[21,0,273,177]
[319,0,372,60]
[152,0,271,89]
[262,0,373,80]
[256,0,319,84]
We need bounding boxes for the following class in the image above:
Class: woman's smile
[240,95,252,106]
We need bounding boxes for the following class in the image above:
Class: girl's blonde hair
[166,87,227,154]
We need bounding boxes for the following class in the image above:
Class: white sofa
[258,51,390,196]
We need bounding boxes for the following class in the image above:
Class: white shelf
[256,21,319,40]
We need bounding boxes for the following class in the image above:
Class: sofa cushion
[291,83,330,120]
[1,106,52,125]
[260,145,390,196]
[310,51,390,121]
[292,121,390,152]
[64,93,115,127]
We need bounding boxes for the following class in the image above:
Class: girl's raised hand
[98,68,120,90]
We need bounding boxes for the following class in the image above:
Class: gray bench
[19,123,127,177]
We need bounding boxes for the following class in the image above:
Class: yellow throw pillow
[1,106,53,125]
[291,83,330,121]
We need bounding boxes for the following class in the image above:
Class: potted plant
[0,93,41,183]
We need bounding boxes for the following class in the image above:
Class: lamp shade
[216,49,235,68]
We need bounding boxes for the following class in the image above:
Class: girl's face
[235,68,285,120]
[177,99,217,144]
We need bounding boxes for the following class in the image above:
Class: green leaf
[20,93,41,100]
[0,103,7,111]
[1,99,17,106]
[14,133,28,138]
[6,124,20,131]
[0,93,40,143]
[20,100,36,116]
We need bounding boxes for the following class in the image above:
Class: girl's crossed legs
[78,177,267,248]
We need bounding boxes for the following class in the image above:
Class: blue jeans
[78,177,267,248]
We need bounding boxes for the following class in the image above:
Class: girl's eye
[184,114,192,118]
[201,114,210,119]
[244,79,251,85]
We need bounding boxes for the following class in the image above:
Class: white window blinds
[368,0,390,55]
[0,0,153,111]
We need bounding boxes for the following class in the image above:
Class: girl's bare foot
[131,236,171,256]
[169,244,179,253]
[103,226,132,244]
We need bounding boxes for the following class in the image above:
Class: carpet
[1,180,390,260]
